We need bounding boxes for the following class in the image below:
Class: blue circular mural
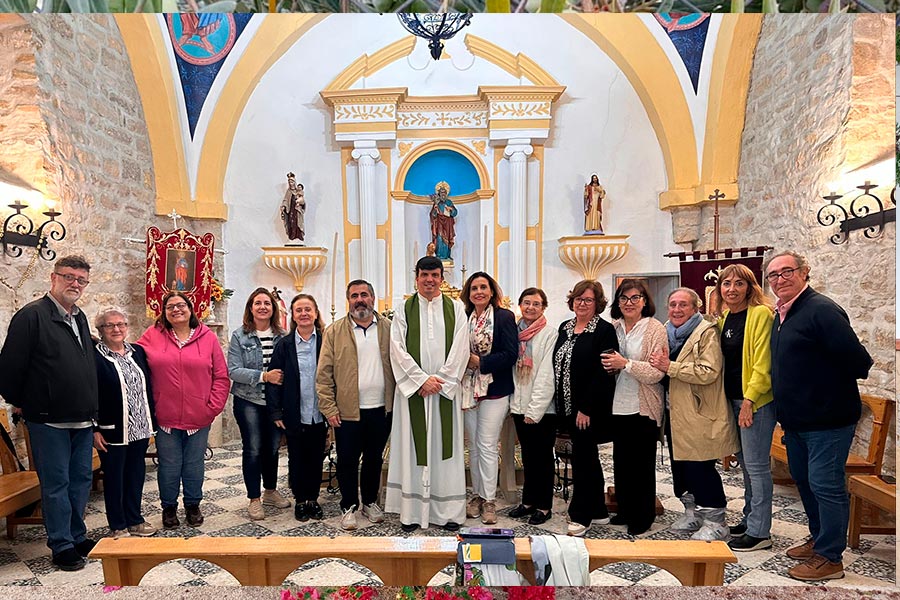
[404,149,481,197]
[167,14,237,66]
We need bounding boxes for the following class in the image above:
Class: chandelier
[398,13,473,61]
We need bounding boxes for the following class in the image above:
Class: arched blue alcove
[403,149,480,196]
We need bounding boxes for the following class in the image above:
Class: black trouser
[99,437,150,531]
[664,407,726,508]
[334,408,392,511]
[612,413,659,533]
[512,413,556,511]
[563,415,607,526]
[284,421,327,502]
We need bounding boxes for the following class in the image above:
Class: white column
[351,140,381,284]
[504,139,533,298]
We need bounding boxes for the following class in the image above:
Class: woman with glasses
[600,280,666,536]
[227,288,291,521]
[138,292,230,529]
[265,294,327,522]
[553,280,618,537]
[93,307,157,538]
[649,288,739,542]
[508,288,558,526]
[714,265,776,552]
[459,272,518,526]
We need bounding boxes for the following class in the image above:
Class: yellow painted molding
[398,128,489,139]
[475,189,495,200]
[115,15,194,219]
[489,118,551,130]
[658,183,739,210]
[561,14,699,192]
[526,227,537,241]
[195,14,326,218]
[464,34,559,86]
[479,85,567,103]
[323,37,416,92]
[335,122,398,134]
[394,139,490,192]
[320,87,408,107]
[702,15,762,184]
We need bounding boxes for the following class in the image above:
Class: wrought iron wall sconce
[398,12,472,61]
[1,197,66,260]
[816,182,895,245]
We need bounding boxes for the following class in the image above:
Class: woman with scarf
[508,288,558,526]
[460,272,518,525]
[600,279,666,536]
[649,288,739,541]
[553,279,618,537]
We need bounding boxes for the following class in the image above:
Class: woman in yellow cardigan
[715,264,775,552]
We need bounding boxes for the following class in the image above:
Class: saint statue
[280,172,306,244]
[429,181,458,261]
[583,173,605,235]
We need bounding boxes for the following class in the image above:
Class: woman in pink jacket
[138,291,229,530]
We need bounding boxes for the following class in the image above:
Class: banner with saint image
[672,247,768,316]
[146,227,215,319]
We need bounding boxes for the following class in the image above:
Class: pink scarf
[516,315,547,378]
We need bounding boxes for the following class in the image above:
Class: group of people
[0,250,873,583]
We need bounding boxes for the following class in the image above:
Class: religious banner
[669,247,769,315]
[146,227,216,319]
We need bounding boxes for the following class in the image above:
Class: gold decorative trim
[334,104,396,121]
[464,34,559,86]
[320,88,408,107]
[478,86,566,104]
[490,102,551,118]
[397,110,487,129]
[472,140,486,155]
[323,37,416,92]
[394,139,490,192]
[335,122,398,134]
[398,142,413,157]
[398,128,489,139]
[659,183,739,211]
[489,119,552,130]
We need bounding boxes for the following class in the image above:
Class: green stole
[404,293,456,467]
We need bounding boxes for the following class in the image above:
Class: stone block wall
[669,15,896,475]
[0,15,234,453]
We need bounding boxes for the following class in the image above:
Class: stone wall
[0,15,234,452]
[669,15,896,475]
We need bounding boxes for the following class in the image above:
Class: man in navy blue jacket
[766,250,872,583]
[0,255,98,572]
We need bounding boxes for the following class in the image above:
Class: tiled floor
[0,442,893,587]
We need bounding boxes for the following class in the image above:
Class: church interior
[0,12,895,589]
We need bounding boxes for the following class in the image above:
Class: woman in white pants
[460,272,518,525]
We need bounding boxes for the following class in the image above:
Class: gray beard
[351,306,373,321]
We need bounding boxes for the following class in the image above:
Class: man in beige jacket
[317,280,395,531]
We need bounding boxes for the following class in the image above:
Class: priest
[385,256,469,531]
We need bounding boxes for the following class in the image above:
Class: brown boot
[788,554,844,581]
[786,539,815,560]
[481,500,497,525]
[466,496,484,519]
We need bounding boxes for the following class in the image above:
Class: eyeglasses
[54,272,90,287]
[765,267,798,283]
[100,322,128,330]
[165,302,189,312]
[618,294,644,305]
[573,297,595,305]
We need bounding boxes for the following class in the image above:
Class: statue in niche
[583,173,605,235]
[429,181,458,261]
[426,242,437,257]
[280,172,306,244]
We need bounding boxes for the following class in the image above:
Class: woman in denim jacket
[227,288,290,520]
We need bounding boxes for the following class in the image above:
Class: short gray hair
[668,287,702,311]
[94,306,128,331]
[763,250,810,279]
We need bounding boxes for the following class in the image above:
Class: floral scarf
[460,305,495,410]
[516,315,547,382]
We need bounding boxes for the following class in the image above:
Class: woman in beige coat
[649,288,739,542]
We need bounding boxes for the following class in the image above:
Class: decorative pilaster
[504,140,533,297]
[351,141,382,284]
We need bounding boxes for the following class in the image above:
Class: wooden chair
[770,394,894,483]
[0,411,41,539]
[848,475,895,549]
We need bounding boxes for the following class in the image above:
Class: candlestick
[331,231,338,322]
[462,242,466,268]
[413,240,419,259]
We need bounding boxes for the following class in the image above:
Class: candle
[413,240,419,259]
[483,225,488,270]
[331,231,338,307]
[462,242,466,267]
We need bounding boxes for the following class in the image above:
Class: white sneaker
[691,521,730,541]
[361,503,385,524]
[670,511,703,532]
[567,522,590,537]
[340,506,359,531]
[592,517,610,525]
[262,489,292,508]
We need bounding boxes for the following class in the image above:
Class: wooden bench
[771,394,895,484]
[90,536,736,587]
[848,475,896,549]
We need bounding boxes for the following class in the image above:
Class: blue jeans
[155,427,210,508]
[233,397,283,499]
[783,423,855,562]
[729,398,776,538]
[27,422,93,555]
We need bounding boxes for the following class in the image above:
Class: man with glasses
[765,250,872,582]
[0,255,98,571]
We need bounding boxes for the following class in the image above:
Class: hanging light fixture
[816,181,896,245]
[398,13,473,61]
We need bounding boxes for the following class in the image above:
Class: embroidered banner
[673,247,767,315]
[146,227,215,319]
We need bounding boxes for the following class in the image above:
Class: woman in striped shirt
[227,288,289,520]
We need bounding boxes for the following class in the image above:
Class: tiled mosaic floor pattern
[0,443,893,587]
